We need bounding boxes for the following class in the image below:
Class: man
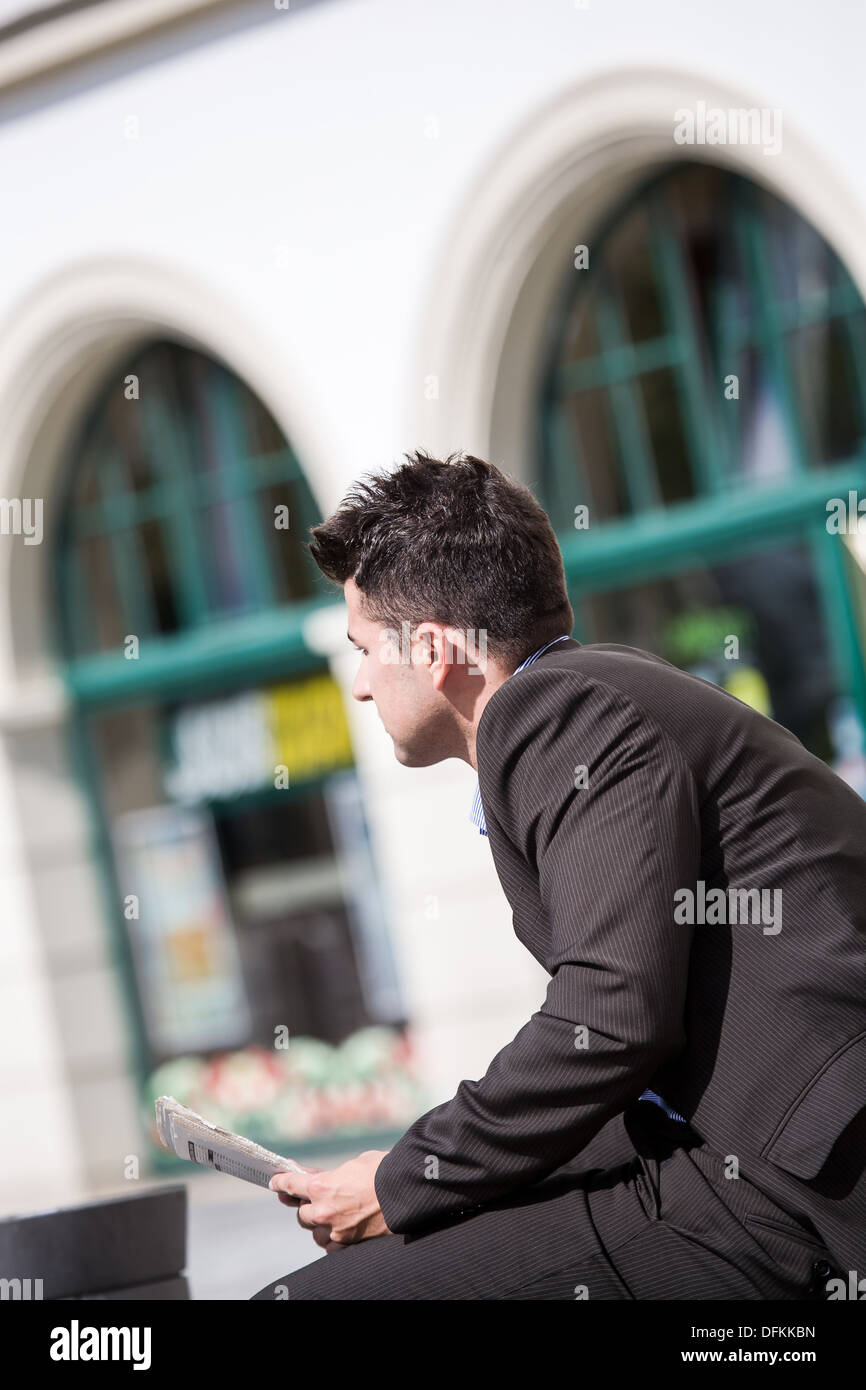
[253,451,866,1300]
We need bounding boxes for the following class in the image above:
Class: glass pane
[560,300,601,363]
[71,457,103,508]
[182,353,224,477]
[198,502,250,613]
[759,186,841,303]
[260,484,317,603]
[542,162,866,515]
[90,703,165,818]
[89,699,412,1118]
[63,340,322,655]
[724,347,798,486]
[699,223,754,355]
[100,392,158,494]
[788,317,864,469]
[238,384,285,457]
[606,205,665,344]
[638,368,694,503]
[78,533,125,651]
[567,389,630,522]
[216,796,375,1045]
[578,536,862,772]
[138,519,182,635]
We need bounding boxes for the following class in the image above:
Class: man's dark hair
[307,451,574,670]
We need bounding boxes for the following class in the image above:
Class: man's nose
[352,669,371,702]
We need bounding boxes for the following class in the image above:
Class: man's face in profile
[344,576,466,768]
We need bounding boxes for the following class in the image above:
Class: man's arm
[374,670,701,1235]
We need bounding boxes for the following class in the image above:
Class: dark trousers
[251,1102,838,1300]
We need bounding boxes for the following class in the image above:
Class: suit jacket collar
[470,634,581,835]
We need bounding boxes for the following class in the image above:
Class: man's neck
[464,666,520,771]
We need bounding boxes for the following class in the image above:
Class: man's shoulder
[530,641,679,678]
[475,642,688,771]
[482,641,710,726]
[475,637,768,781]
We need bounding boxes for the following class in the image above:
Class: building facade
[1,0,865,1212]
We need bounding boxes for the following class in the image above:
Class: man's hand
[269,1150,392,1251]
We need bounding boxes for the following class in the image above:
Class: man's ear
[411,624,437,667]
[413,624,456,690]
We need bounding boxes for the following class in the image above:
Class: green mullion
[649,204,727,496]
[251,447,308,488]
[558,458,866,594]
[97,449,158,639]
[193,448,306,501]
[557,334,682,394]
[774,283,863,334]
[710,278,740,480]
[173,451,308,512]
[64,535,96,655]
[594,276,660,512]
[840,307,866,445]
[72,483,175,538]
[808,520,866,734]
[206,375,275,608]
[193,459,248,508]
[140,398,210,627]
[725,283,864,350]
[65,593,339,707]
[193,456,282,506]
[734,187,808,473]
[541,399,592,534]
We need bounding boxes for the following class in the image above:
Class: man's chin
[391,739,441,769]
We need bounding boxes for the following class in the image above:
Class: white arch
[0,254,359,1208]
[407,66,866,482]
[0,254,337,713]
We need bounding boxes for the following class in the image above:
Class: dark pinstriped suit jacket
[373,638,866,1271]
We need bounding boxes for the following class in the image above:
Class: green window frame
[538,162,866,732]
[51,342,363,1147]
[54,340,338,705]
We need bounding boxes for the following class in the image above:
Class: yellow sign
[166,672,354,801]
[267,674,354,781]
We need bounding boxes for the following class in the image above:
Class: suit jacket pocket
[742,1213,834,1293]
[744,1213,828,1253]
[761,1029,866,1180]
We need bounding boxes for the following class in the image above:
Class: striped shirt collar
[469,634,571,837]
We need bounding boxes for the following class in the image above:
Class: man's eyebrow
[347,631,359,645]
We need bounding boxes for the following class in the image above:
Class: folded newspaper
[155,1096,308,1189]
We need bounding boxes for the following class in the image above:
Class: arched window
[539,163,866,783]
[51,341,415,1161]
[56,340,328,660]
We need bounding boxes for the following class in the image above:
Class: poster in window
[112,804,252,1055]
